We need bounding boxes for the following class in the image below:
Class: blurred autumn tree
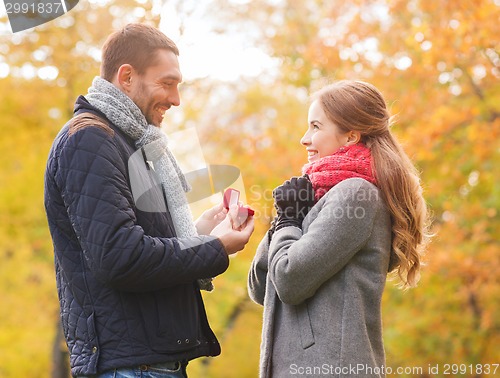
[1,0,499,377]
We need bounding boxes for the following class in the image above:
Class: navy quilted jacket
[44,96,229,376]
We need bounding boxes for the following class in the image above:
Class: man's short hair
[100,23,179,81]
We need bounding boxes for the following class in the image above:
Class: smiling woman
[249,80,430,378]
[301,99,360,163]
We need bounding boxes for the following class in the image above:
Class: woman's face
[301,100,350,163]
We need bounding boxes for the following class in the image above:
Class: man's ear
[115,64,134,93]
[345,131,361,146]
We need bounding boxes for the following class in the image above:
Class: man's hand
[195,202,227,235]
[211,205,255,255]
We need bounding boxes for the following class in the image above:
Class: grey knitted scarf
[86,76,213,291]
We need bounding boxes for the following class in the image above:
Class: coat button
[177,339,182,344]
[185,339,190,343]
[92,346,97,353]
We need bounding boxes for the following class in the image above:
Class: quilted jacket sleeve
[54,126,229,292]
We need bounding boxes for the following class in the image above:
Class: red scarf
[302,143,377,201]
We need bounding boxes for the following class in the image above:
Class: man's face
[129,49,182,127]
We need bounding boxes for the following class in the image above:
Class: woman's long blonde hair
[314,80,430,288]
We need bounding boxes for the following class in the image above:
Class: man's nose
[168,87,181,107]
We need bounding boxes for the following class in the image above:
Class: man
[44,23,254,377]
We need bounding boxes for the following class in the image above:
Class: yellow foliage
[1,0,499,376]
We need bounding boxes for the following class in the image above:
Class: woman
[248,80,430,378]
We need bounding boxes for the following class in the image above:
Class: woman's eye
[312,124,319,130]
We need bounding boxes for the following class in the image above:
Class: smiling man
[44,23,254,378]
[112,49,182,127]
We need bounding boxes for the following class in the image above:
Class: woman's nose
[300,131,310,146]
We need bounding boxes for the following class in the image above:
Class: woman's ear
[345,131,361,146]
[115,64,134,93]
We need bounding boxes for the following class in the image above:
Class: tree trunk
[52,319,70,378]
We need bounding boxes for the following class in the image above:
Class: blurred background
[0,0,499,377]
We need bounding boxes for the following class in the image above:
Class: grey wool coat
[248,178,392,378]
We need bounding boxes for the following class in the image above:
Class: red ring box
[223,188,254,216]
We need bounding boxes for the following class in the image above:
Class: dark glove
[272,175,315,232]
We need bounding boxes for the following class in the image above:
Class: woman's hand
[195,202,227,235]
[273,175,315,231]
